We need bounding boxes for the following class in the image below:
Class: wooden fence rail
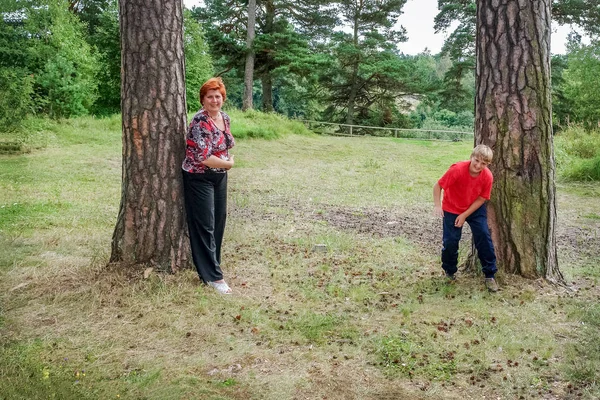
[297,119,474,141]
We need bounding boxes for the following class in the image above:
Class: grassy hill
[1,113,599,399]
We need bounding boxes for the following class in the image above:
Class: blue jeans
[442,204,497,278]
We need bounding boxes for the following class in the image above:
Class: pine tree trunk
[261,74,274,112]
[475,0,563,282]
[345,63,359,127]
[111,0,189,272]
[259,0,275,112]
[242,0,256,111]
[345,16,361,128]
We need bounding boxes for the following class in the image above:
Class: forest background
[2,0,600,136]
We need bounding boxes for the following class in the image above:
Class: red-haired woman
[182,77,235,294]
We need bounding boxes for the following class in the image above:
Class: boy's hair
[471,144,493,163]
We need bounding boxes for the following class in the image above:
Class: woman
[182,77,235,294]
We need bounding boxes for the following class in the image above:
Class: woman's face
[202,89,223,115]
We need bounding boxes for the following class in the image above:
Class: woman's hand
[224,154,234,170]
[201,154,235,170]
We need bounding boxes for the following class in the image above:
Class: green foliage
[320,35,439,127]
[555,126,600,181]
[568,157,600,181]
[27,0,100,118]
[437,60,475,113]
[435,0,600,130]
[0,68,34,130]
[0,7,30,70]
[430,109,473,128]
[552,0,600,36]
[320,0,410,125]
[556,127,600,159]
[271,76,322,119]
[193,0,337,112]
[85,0,121,115]
[562,40,600,128]
[435,0,476,64]
[435,0,600,59]
[184,9,213,112]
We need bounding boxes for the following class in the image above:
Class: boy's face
[469,155,490,176]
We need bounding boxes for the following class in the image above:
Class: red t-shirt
[438,160,493,214]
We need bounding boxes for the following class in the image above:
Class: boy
[433,144,499,292]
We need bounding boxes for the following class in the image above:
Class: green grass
[555,127,600,182]
[1,113,599,399]
[226,108,313,139]
[563,302,600,386]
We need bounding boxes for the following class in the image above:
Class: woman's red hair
[199,77,227,105]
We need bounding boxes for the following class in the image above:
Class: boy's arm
[433,182,444,218]
[454,196,487,227]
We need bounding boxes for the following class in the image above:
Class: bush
[432,109,474,128]
[0,68,34,131]
[555,126,600,181]
[561,156,600,182]
[555,126,600,159]
[28,0,99,118]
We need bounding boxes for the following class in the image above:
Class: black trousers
[182,170,228,283]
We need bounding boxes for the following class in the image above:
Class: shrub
[561,156,600,182]
[555,126,600,159]
[555,126,600,181]
[0,68,34,131]
[28,0,99,118]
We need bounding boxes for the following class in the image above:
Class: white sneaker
[208,281,232,294]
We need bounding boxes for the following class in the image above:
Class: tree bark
[261,74,274,112]
[111,0,188,272]
[345,62,359,127]
[475,0,563,282]
[345,13,361,128]
[260,0,275,112]
[242,0,256,111]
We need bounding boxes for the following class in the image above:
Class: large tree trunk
[242,0,256,111]
[475,0,563,282]
[111,0,188,272]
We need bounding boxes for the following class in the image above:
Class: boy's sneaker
[485,278,499,292]
[445,272,456,281]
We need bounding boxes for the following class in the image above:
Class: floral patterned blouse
[181,109,235,173]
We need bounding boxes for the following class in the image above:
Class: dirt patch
[231,197,600,264]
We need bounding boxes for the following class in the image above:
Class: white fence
[298,120,474,141]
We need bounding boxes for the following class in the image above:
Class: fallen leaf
[143,267,153,279]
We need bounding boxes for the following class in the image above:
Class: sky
[184,0,572,55]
